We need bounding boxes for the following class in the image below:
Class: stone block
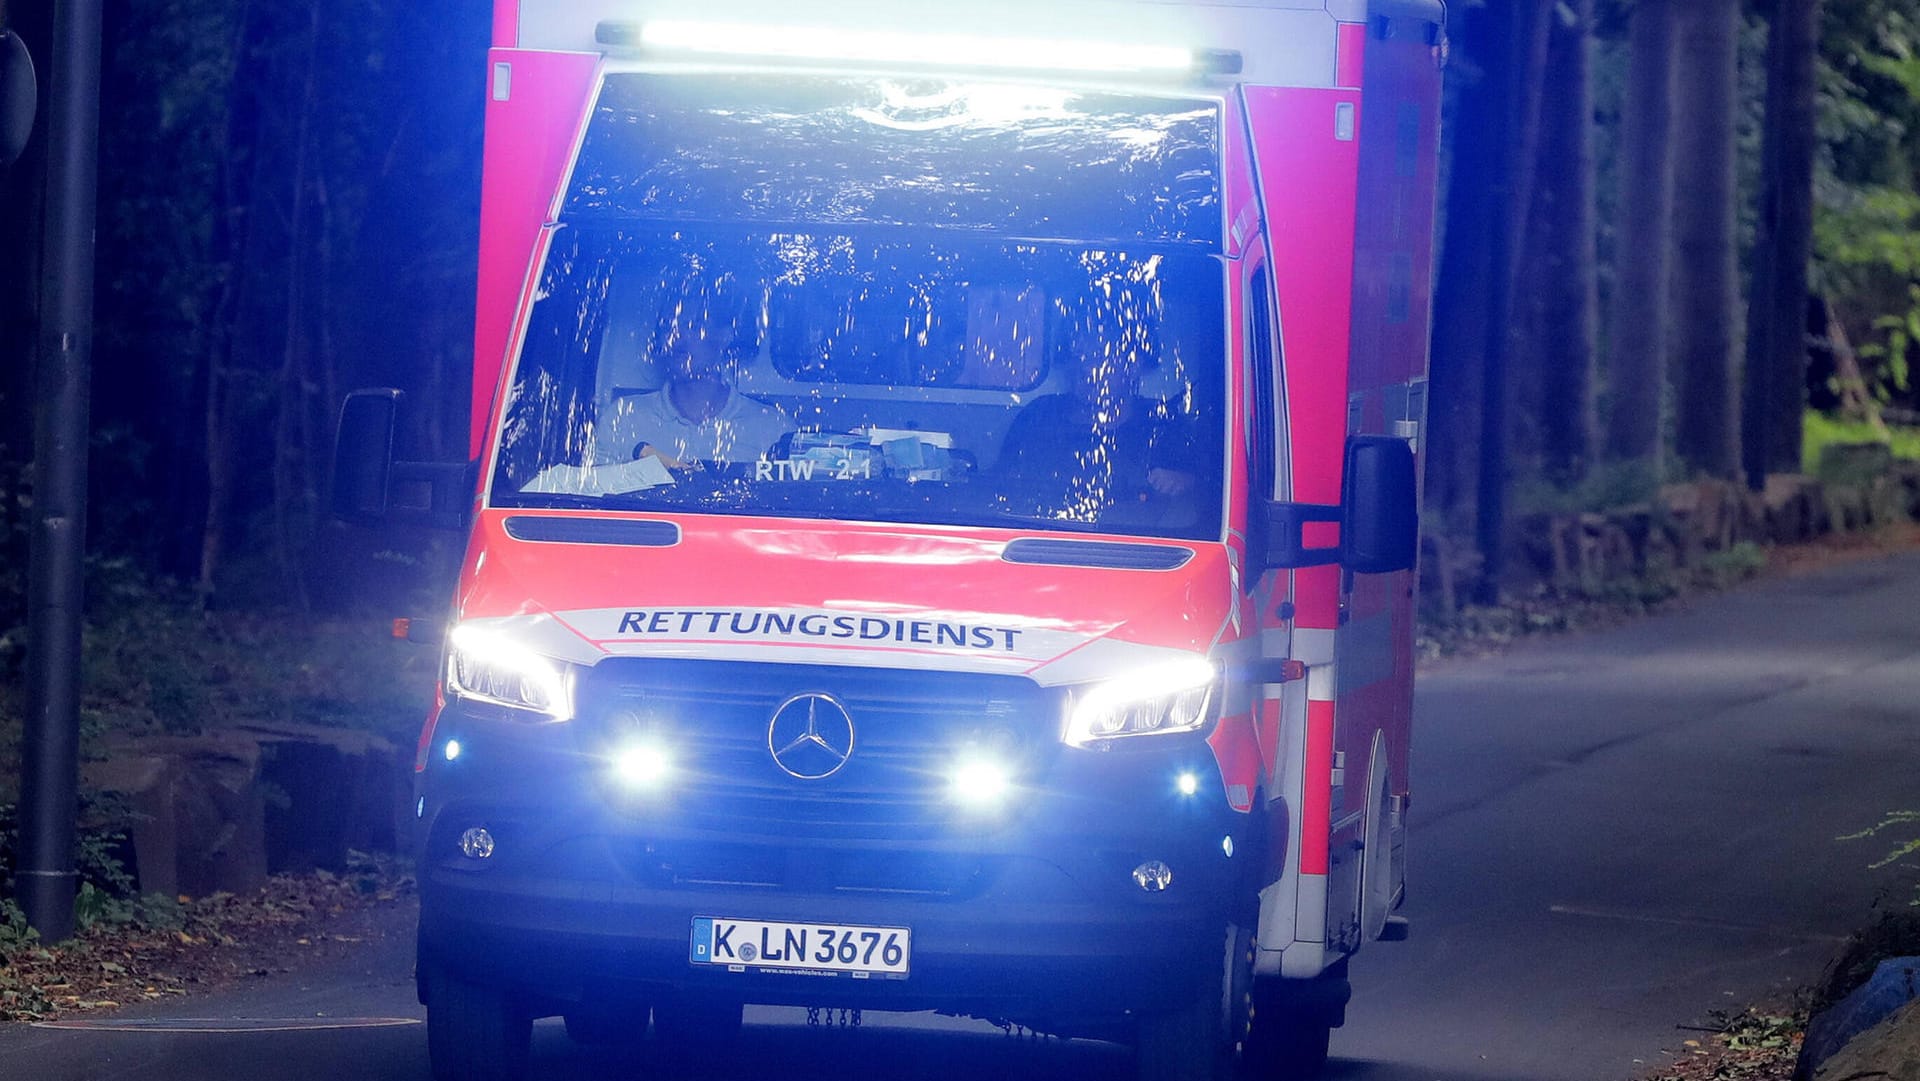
[1796,955,1920,1080]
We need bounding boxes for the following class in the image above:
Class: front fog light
[459,827,495,860]
[612,745,672,788]
[950,760,1012,807]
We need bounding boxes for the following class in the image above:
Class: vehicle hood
[454,510,1241,686]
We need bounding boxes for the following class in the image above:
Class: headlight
[1063,657,1217,747]
[445,624,575,721]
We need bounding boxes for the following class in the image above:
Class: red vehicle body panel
[448,0,1445,1000]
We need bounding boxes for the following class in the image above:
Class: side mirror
[1341,435,1419,575]
[1264,501,1342,569]
[332,389,401,525]
[332,389,473,530]
[0,31,33,170]
[1262,435,1419,575]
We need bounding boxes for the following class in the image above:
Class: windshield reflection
[491,229,1226,541]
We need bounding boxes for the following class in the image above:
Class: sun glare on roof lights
[638,19,1199,74]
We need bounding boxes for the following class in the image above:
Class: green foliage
[1814,0,1920,414]
[1712,1010,1800,1053]
[11,559,432,743]
[1509,458,1669,518]
[0,792,137,905]
[1696,541,1767,589]
[1801,410,1920,472]
[1858,283,1920,397]
[1839,810,1920,882]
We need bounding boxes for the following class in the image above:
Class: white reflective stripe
[1276,872,1329,980]
[1270,679,1308,809]
[1277,938,1327,980]
[1259,622,1290,656]
[1293,872,1326,943]
[1254,876,1292,977]
[1307,664,1337,703]
[1254,676,1311,976]
[1292,627,1336,665]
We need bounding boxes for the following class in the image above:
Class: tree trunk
[273,1,321,614]
[199,0,261,602]
[1741,0,1822,487]
[1605,0,1678,471]
[1427,3,1512,525]
[1669,0,1743,479]
[1473,0,1554,603]
[1514,0,1600,483]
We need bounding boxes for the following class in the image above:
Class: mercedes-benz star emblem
[767,693,856,780]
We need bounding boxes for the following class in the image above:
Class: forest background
[0,0,1915,750]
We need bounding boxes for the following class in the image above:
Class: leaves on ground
[0,855,412,1023]
[1640,1009,1805,1081]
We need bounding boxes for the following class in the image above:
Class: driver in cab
[998,309,1200,520]
[594,273,794,472]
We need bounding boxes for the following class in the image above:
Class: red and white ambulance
[335,2,1444,1078]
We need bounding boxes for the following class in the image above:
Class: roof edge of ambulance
[502,1,1444,89]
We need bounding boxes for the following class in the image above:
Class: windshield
[490,227,1227,540]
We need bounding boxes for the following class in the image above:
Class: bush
[1802,410,1920,473]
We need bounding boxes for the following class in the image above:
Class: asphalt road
[7,551,1920,1081]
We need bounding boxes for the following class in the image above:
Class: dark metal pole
[18,0,100,942]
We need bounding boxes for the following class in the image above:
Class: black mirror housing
[0,31,34,170]
[1341,435,1419,575]
[332,389,473,530]
[332,389,401,525]
[1264,502,1343,569]
[1261,435,1419,575]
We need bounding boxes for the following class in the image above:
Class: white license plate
[690,917,911,979]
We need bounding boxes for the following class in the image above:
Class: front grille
[576,659,1059,843]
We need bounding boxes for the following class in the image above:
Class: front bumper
[416,701,1248,1033]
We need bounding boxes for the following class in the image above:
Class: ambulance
[332,2,1445,1078]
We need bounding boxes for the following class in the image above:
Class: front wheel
[425,967,532,1081]
[1135,924,1251,1081]
[1242,1008,1331,1080]
[1242,964,1346,1081]
[1136,998,1230,1081]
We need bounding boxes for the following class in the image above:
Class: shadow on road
[531,1020,1512,1081]
[534,1021,1125,1080]
[5,1014,1513,1081]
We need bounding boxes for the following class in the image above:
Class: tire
[1135,924,1251,1081]
[563,1002,649,1047]
[1242,975,1337,1081]
[425,967,533,1081]
[1242,1010,1330,1080]
[1137,996,1230,1081]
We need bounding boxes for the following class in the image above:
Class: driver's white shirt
[594,386,793,466]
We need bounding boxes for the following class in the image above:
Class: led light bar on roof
[597,18,1241,76]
